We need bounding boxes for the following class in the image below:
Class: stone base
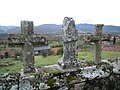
[58,57,79,69]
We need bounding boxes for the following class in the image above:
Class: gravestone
[84,24,111,64]
[8,21,46,73]
[58,17,78,68]
[94,24,103,64]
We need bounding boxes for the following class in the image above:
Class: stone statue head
[95,24,104,31]
[63,17,75,28]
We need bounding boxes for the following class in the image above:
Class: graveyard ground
[0,51,120,73]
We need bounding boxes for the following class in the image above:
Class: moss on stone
[66,75,77,83]
[34,72,42,78]
[85,60,95,66]
[80,60,96,67]
[43,68,61,74]
[46,78,56,86]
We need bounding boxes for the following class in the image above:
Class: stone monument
[94,24,104,64]
[8,21,47,73]
[58,17,78,68]
[83,24,111,64]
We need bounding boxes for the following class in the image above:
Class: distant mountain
[76,24,94,33]
[103,25,120,34]
[0,24,120,34]
[76,24,120,34]
[0,26,20,33]
[7,27,21,33]
[0,26,7,33]
[0,33,8,39]
[34,24,62,34]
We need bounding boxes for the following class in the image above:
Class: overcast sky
[0,0,120,26]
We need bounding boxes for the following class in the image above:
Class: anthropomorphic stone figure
[58,17,78,68]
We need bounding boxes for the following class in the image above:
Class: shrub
[56,48,63,55]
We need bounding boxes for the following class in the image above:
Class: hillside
[0,24,120,34]
[34,24,62,35]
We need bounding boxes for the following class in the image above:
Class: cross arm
[32,34,48,46]
[82,34,111,42]
[7,34,24,46]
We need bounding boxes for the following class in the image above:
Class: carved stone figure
[58,17,78,68]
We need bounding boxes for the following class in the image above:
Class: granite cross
[83,24,111,64]
[8,21,47,73]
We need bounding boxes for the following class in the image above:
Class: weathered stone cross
[8,21,47,73]
[84,24,111,64]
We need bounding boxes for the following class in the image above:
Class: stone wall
[0,58,120,90]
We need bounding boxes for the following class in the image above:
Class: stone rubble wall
[0,73,120,90]
[0,58,120,90]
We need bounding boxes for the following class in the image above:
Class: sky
[0,0,120,26]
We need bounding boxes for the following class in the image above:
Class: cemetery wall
[0,58,120,90]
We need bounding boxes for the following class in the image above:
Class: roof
[0,51,5,55]
[4,48,12,51]
[34,46,51,51]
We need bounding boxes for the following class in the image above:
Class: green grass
[78,51,94,60]
[0,58,22,73]
[102,51,120,59]
[78,51,120,61]
[0,45,4,50]
[0,51,119,73]
[49,41,63,47]
[35,55,62,67]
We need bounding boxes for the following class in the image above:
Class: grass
[0,58,22,73]
[49,41,63,47]
[78,51,94,60]
[102,51,120,59]
[35,55,61,67]
[78,51,120,61]
[0,51,120,73]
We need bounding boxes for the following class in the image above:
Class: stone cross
[58,17,78,68]
[94,24,103,64]
[8,21,46,73]
[84,24,111,64]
